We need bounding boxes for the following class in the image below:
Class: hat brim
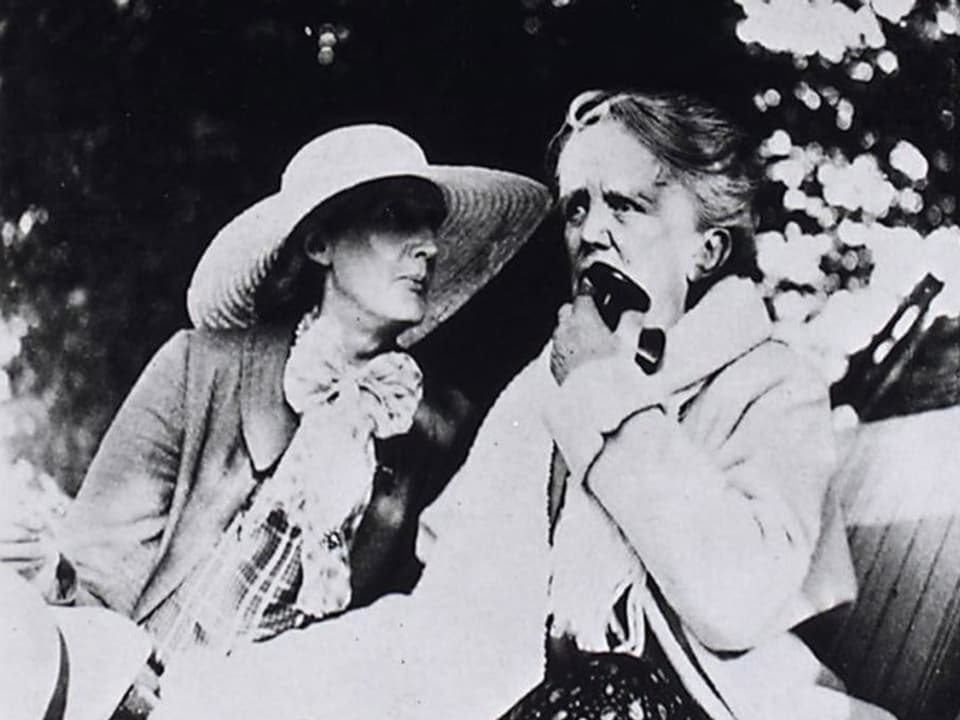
[0,570,152,720]
[186,166,552,346]
[0,568,61,720]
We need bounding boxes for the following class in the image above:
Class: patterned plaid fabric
[148,494,366,665]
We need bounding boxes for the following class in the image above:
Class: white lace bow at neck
[283,310,424,437]
[261,310,424,617]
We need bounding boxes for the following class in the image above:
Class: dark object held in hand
[579,262,665,374]
[580,262,650,328]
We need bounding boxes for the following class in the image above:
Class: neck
[313,292,400,363]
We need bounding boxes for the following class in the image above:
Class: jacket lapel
[240,323,300,474]
[134,324,299,624]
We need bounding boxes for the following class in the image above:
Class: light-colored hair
[545,90,761,293]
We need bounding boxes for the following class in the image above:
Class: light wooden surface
[800,406,960,720]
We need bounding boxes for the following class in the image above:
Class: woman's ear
[688,227,731,282]
[304,233,334,267]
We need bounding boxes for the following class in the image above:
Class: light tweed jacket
[58,323,455,629]
[60,325,299,623]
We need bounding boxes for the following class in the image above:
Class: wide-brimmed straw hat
[186,124,552,345]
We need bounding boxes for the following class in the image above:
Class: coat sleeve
[547,343,837,652]
[56,331,189,615]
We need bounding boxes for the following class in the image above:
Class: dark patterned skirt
[500,631,711,720]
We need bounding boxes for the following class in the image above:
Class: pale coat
[151,279,892,720]
[540,278,876,719]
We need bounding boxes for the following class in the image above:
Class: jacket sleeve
[56,331,189,615]
[546,343,836,651]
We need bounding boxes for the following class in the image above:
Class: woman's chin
[391,300,429,327]
[376,311,426,340]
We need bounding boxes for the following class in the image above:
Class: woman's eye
[609,196,644,215]
[564,201,587,225]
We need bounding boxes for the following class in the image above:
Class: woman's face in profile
[318,193,441,333]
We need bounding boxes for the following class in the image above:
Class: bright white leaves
[856,222,960,316]
[889,140,930,181]
[819,154,897,216]
[772,224,960,385]
[758,229,834,287]
[311,22,350,65]
[870,0,918,23]
[753,87,784,111]
[763,129,794,157]
[775,284,900,382]
[836,98,856,130]
[937,8,960,34]
[761,129,931,225]
[762,131,908,219]
[876,49,900,73]
[735,0,890,62]
[2,206,49,249]
[848,60,875,82]
[753,122,953,380]
[795,81,823,109]
[898,188,924,214]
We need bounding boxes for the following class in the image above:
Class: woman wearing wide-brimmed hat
[1,124,550,717]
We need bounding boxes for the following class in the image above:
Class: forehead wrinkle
[557,122,671,202]
[556,146,601,199]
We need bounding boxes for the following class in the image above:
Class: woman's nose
[579,207,614,252]
[411,235,439,260]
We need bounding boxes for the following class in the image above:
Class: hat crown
[281,124,429,196]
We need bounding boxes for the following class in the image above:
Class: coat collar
[660,277,773,394]
[240,323,300,474]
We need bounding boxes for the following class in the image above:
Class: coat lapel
[134,325,299,624]
[240,323,300,474]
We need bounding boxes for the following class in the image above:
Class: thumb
[570,293,607,328]
[613,308,646,346]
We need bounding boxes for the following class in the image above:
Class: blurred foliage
[729,0,960,396]
[0,0,956,492]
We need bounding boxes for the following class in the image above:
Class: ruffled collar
[282,310,423,439]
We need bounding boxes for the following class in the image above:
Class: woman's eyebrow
[558,187,589,208]
[603,186,656,206]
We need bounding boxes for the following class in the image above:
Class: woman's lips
[399,275,429,295]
